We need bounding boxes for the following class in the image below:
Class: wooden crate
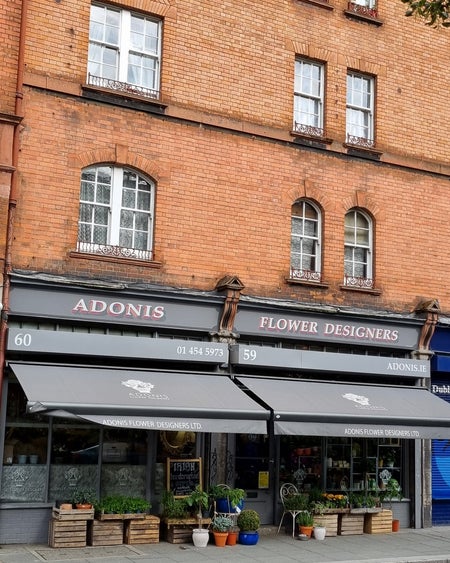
[52,508,94,521]
[338,513,365,535]
[88,519,123,546]
[163,517,211,544]
[166,525,195,544]
[313,513,338,537]
[96,512,146,521]
[48,519,87,548]
[124,515,160,544]
[364,510,393,534]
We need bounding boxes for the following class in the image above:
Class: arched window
[344,209,373,288]
[77,165,155,260]
[290,200,322,282]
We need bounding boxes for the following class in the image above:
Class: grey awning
[9,363,269,434]
[237,377,450,439]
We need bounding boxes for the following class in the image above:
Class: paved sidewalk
[2,526,450,563]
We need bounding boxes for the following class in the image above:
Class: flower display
[321,493,349,509]
[309,492,349,514]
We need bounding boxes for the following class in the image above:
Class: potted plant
[313,523,326,540]
[70,488,96,509]
[381,478,402,509]
[211,515,233,547]
[227,525,239,546]
[185,486,210,548]
[382,449,397,468]
[237,509,260,545]
[210,484,246,513]
[161,490,189,519]
[296,511,315,538]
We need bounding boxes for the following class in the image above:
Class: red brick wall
[6,0,450,314]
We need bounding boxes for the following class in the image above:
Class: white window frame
[88,3,162,95]
[293,59,325,137]
[344,209,373,287]
[290,200,322,282]
[353,0,376,8]
[346,72,374,145]
[78,165,155,260]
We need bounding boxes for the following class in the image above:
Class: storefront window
[235,434,270,490]
[1,382,49,502]
[279,436,403,496]
[279,436,322,491]
[101,429,148,497]
[49,423,100,503]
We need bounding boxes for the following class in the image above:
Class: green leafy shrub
[237,509,260,531]
[161,490,189,519]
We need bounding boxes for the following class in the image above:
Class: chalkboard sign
[167,458,202,497]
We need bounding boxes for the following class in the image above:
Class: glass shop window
[279,436,322,491]
[101,428,148,498]
[48,422,100,503]
[235,434,270,490]
[1,382,49,502]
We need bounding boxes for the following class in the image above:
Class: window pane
[80,182,94,202]
[92,225,108,244]
[291,217,303,236]
[119,229,133,248]
[135,211,149,231]
[134,231,148,250]
[137,190,151,210]
[122,189,136,209]
[120,209,134,229]
[304,219,317,237]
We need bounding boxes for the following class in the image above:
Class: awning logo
[342,393,386,411]
[121,378,169,400]
[122,379,155,393]
[343,393,370,406]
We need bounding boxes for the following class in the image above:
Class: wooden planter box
[313,513,338,536]
[338,513,365,535]
[124,515,160,544]
[364,509,393,534]
[163,517,211,544]
[49,519,87,548]
[96,512,146,520]
[87,519,123,546]
[52,508,94,521]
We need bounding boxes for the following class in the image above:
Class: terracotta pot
[76,503,92,509]
[299,525,313,538]
[392,519,400,532]
[227,530,238,545]
[213,531,228,547]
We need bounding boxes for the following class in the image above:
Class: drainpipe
[0,0,29,403]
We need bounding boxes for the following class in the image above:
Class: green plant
[296,511,315,527]
[94,495,151,514]
[211,515,233,532]
[185,485,209,515]
[283,493,309,511]
[185,485,210,527]
[70,488,96,505]
[209,484,246,508]
[123,497,151,513]
[236,509,260,531]
[382,449,397,465]
[381,478,402,506]
[161,490,189,519]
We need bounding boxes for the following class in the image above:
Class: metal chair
[277,483,304,537]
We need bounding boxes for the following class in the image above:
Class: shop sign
[230,345,429,377]
[234,310,420,349]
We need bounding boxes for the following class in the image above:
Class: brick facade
[1,0,450,311]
